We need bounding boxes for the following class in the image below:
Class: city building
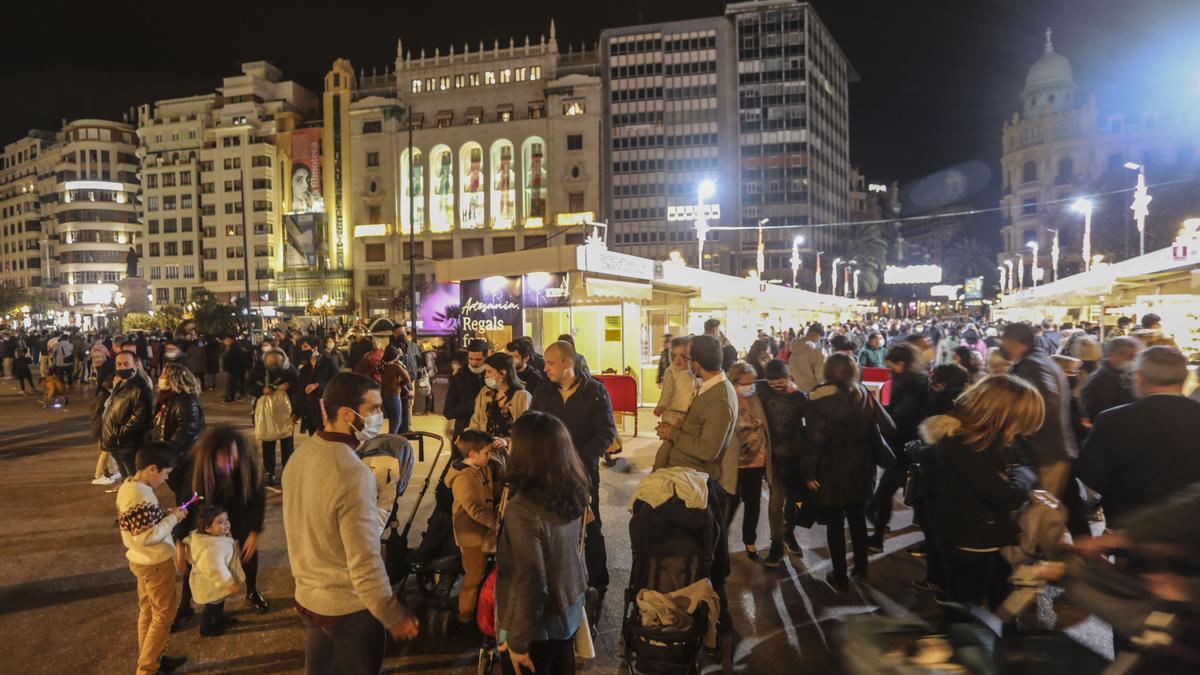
[0,131,55,291]
[600,1,855,280]
[999,28,1200,275]
[346,24,603,318]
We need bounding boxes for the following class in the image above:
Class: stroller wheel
[426,608,454,638]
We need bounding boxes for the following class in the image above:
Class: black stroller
[619,492,721,675]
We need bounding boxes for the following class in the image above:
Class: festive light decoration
[882,264,942,284]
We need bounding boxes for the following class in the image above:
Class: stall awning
[585,277,653,301]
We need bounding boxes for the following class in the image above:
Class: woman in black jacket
[927,375,1041,609]
[804,353,895,588]
[172,425,268,631]
[869,343,931,549]
[293,339,341,435]
[496,411,590,675]
[153,362,206,458]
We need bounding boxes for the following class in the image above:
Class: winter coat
[923,415,1037,550]
[1011,351,1078,465]
[530,373,617,472]
[101,375,154,454]
[444,456,505,550]
[295,354,340,434]
[172,467,266,543]
[1081,363,1136,421]
[856,345,887,368]
[222,342,251,373]
[185,531,246,605]
[887,370,930,451]
[803,383,895,507]
[660,376,737,493]
[443,368,485,438]
[185,344,207,375]
[151,392,205,456]
[787,338,825,393]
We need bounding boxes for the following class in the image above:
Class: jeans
[500,636,575,675]
[382,394,402,435]
[56,364,73,386]
[300,608,386,675]
[262,436,294,478]
[946,547,1011,610]
[821,503,869,579]
[726,467,765,547]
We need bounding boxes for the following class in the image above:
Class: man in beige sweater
[283,372,418,674]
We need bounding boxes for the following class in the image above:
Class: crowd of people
[3,307,1198,674]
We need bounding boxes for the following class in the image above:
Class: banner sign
[459,276,522,333]
[290,128,324,214]
[418,282,462,336]
[283,213,326,270]
[523,272,569,308]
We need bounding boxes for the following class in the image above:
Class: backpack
[356,434,415,538]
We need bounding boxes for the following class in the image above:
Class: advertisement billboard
[290,128,324,214]
[522,272,569,308]
[963,276,984,300]
[459,276,522,334]
[418,282,462,336]
[283,213,326,270]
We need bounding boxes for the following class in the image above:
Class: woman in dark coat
[293,339,341,435]
[172,425,268,630]
[925,375,1041,609]
[153,362,206,459]
[869,343,931,548]
[803,353,895,588]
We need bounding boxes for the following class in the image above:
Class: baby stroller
[619,483,721,675]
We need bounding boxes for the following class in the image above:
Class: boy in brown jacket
[444,430,505,625]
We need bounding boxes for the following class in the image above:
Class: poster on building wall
[418,282,462,336]
[459,276,522,334]
[283,213,326,270]
[963,276,984,300]
[522,272,570,308]
[290,128,324,214]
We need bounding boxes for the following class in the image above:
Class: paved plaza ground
[0,376,1112,673]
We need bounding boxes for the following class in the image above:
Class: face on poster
[291,128,324,214]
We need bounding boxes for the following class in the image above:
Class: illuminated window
[563,100,585,116]
[469,72,480,86]
[530,65,542,80]
[399,148,424,234]
[454,74,464,88]
[515,67,527,81]
[411,79,422,93]
[485,71,496,85]
[498,110,512,122]
[439,76,450,91]
[430,145,454,232]
[522,137,547,225]
[425,77,436,91]
[490,140,516,229]
[500,69,512,83]
[460,142,484,229]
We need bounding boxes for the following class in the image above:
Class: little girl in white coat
[185,505,245,637]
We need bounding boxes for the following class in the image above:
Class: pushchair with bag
[619,472,721,675]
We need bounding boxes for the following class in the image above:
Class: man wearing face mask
[295,338,343,436]
[283,373,417,673]
[102,350,155,479]
[1082,336,1141,423]
[443,340,488,442]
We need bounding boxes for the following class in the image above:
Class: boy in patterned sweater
[116,441,189,675]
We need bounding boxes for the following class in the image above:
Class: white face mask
[484,377,499,389]
[352,409,385,442]
[468,364,485,374]
[736,384,757,398]
[164,349,181,360]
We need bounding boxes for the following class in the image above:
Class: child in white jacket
[185,505,245,637]
[653,337,699,468]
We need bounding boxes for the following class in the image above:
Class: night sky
[3,0,1197,206]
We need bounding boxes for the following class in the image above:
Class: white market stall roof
[999,244,1200,309]
[434,241,868,314]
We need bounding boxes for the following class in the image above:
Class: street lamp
[1048,228,1060,281]
[695,179,717,270]
[844,260,857,298]
[1125,162,1151,256]
[789,235,805,288]
[997,265,1007,295]
[757,218,768,277]
[1015,253,1025,289]
[1003,260,1014,293]
[853,269,861,298]
[1027,240,1040,287]
[1072,198,1094,272]
[814,251,824,293]
[831,257,843,295]
[113,291,127,334]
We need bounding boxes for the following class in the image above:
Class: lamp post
[853,269,861,298]
[1072,198,1094,272]
[1027,241,1040,287]
[1048,228,1060,281]
[844,260,856,298]
[997,265,1007,295]
[1016,253,1025,289]
[1125,162,1151,257]
[696,180,716,270]
[1003,260,1014,294]
[831,257,842,295]
[789,235,804,288]
[113,291,127,334]
[814,251,824,294]
[756,218,768,277]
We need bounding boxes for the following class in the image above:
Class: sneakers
[763,539,785,568]
[246,591,269,613]
[156,654,187,673]
[783,531,803,556]
[91,474,120,486]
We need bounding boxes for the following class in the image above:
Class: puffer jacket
[101,375,154,454]
[922,415,1037,550]
[443,455,504,550]
[887,370,930,451]
[152,392,205,456]
[185,531,245,605]
[803,383,895,507]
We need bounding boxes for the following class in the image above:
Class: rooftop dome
[1024,28,1073,91]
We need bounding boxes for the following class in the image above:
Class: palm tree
[831,223,889,293]
[943,236,997,279]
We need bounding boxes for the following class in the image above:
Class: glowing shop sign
[576,241,655,281]
[931,284,962,299]
[556,211,596,226]
[666,204,720,221]
[63,180,124,192]
[883,265,942,285]
[353,224,388,238]
[868,184,888,193]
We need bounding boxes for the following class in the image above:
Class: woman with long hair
[744,339,772,379]
[495,411,590,675]
[803,353,895,589]
[467,352,530,452]
[923,375,1041,609]
[153,362,206,459]
[171,425,268,630]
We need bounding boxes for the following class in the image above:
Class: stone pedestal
[117,277,151,313]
